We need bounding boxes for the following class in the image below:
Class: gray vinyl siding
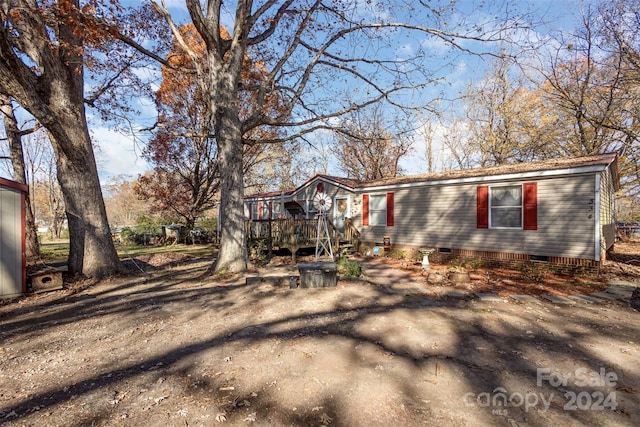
[600,168,616,252]
[295,180,353,200]
[295,179,354,220]
[245,178,356,220]
[358,173,599,260]
[1,185,24,298]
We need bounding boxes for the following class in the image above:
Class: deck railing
[342,217,361,252]
[245,217,359,255]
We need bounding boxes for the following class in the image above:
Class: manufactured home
[245,153,619,268]
[0,178,27,298]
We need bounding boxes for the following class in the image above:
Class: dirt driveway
[1,253,639,426]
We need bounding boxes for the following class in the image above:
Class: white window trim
[489,184,523,229]
[368,193,387,227]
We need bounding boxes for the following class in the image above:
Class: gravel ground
[1,247,639,426]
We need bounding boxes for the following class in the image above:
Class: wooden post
[268,218,273,257]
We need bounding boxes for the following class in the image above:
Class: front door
[333,197,349,233]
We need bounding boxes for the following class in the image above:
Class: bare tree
[592,0,640,198]
[423,121,435,174]
[121,0,533,273]
[330,105,413,181]
[0,93,40,257]
[36,154,66,240]
[464,55,555,166]
[103,175,152,228]
[529,1,640,198]
[535,5,629,152]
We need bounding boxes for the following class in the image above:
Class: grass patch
[38,241,217,263]
[39,241,70,262]
[116,243,216,259]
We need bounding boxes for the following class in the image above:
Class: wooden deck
[246,217,360,260]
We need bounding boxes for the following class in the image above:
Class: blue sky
[3,1,595,185]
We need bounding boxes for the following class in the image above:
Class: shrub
[337,257,362,277]
[449,258,468,272]
[249,239,268,265]
[518,262,544,281]
[120,227,137,245]
[467,259,483,271]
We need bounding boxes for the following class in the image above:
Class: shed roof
[0,177,28,193]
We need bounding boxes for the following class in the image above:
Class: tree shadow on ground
[0,260,638,426]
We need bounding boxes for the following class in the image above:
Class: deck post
[268,218,273,257]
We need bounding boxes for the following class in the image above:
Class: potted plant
[448,260,471,283]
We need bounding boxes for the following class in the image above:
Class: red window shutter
[477,186,489,229]
[362,194,369,226]
[258,202,263,219]
[248,202,252,219]
[523,182,538,230]
[268,201,273,219]
[386,192,394,226]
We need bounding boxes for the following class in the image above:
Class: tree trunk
[0,0,123,278]
[45,107,122,278]
[213,97,247,273]
[0,93,40,258]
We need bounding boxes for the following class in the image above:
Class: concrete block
[541,294,575,304]
[569,294,603,303]
[474,293,504,302]
[510,295,540,303]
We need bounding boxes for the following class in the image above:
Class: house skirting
[365,242,601,275]
[431,248,601,275]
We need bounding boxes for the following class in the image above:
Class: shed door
[0,186,25,298]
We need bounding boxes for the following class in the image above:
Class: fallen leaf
[215,412,227,422]
[320,412,332,425]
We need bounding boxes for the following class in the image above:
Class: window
[248,201,272,219]
[477,183,537,230]
[491,185,522,228]
[306,199,318,219]
[369,194,387,226]
[362,193,394,226]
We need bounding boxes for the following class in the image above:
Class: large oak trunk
[0,0,123,278]
[213,96,247,273]
[47,99,122,278]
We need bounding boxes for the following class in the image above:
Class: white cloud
[419,36,450,57]
[396,43,415,59]
[92,127,150,182]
